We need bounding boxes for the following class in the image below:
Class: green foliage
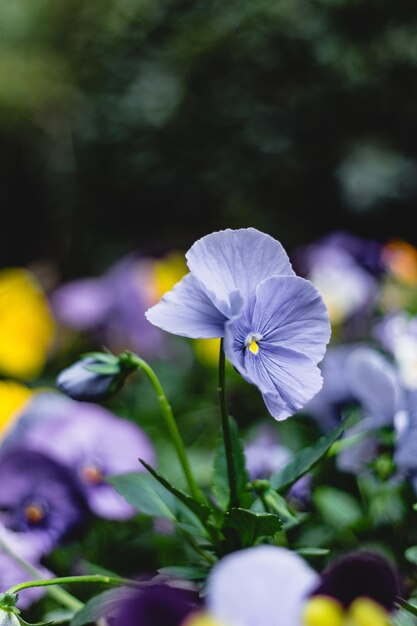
[270,420,346,492]
[223,508,282,548]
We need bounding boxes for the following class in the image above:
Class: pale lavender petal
[145,274,229,338]
[186,228,295,317]
[224,277,328,420]
[250,276,331,363]
[337,418,380,474]
[346,348,402,425]
[207,546,318,626]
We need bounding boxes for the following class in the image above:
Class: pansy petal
[146,274,228,338]
[251,276,331,363]
[346,348,402,425]
[186,228,295,316]
[258,347,324,420]
[207,546,318,626]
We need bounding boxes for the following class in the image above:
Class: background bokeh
[2,0,417,275]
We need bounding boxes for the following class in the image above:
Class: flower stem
[218,339,239,509]
[0,532,83,612]
[7,574,139,597]
[127,353,202,503]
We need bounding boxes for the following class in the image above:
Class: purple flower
[0,525,53,610]
[0,449,86,557]
[146,229,330,420]
[112,585,199,626]
[375,313,417,390]
[206,546,399,626]
[51,255,164,357]
[335,348,402,474]
[245,427,311,508]
[7,393,156,520]
[245,426,292,480]
[296,233,379,329]
[304,345,360,431]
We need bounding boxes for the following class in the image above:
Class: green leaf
[212,416,249,509]
[262,490,298,524]
[18,619,53,626]
[270,420,345,492]
[223,508,282,547]
[296,547,330,557]
[397,599,417,618]
[70,588,133,626]
[314,487,362,530]
[139,459,212,523]
[83,363,120,375]
[109,472,180,520]
[405,547,417,565]
[81,352,118,364]
[158,566,208,580]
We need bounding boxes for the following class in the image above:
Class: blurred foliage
[2,0,417,273]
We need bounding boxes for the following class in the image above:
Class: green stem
[218,340,239,509]
[7,574,139,597]
[0,533,83,612]
[128,354,202,502]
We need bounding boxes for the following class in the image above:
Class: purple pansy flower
[0,448,87,556]
[112,585,200,626]
[109,547,399,625]
[375,312,417,390]
[146,229,331,420]
[6,393,156,520]
[206,546,398,626]
[334,348,403,474]
[296,233,379,332]
[0,525,53,610]
[51,255,164,357]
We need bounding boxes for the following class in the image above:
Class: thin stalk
[129,355,202,502]
[183,534,217,566]
[7,574,139,597]
[0,533,82,612]
[218,340,239,508]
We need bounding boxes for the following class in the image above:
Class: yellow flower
[0,268,54,379]
[153,252,188,300]
[0,379,32,439]
[383,240,417,285]
[303,596,390,626]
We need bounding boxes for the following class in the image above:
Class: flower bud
[57,353,136,402]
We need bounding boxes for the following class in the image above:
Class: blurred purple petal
[346,348,402,426]
[0,526,53,610]
[7,393,156,520]
[0,448,87,555]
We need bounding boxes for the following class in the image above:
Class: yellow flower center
[303,596,390,626]
[245,333,262,355]
[249,339,259,355]
[24,503,46,524]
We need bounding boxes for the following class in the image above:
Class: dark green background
[2,0,417,275]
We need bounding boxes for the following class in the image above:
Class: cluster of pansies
[2,228,417,626]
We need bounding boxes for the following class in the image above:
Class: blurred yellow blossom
[152,252,188,299]
[0,379,32,438]
[0,268,54,379]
